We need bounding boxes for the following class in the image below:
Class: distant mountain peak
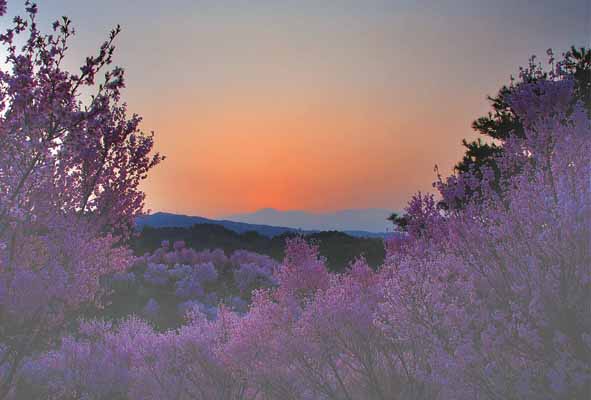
[254,207,280,214]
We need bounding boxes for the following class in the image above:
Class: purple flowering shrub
[17,320,132,399]
[231,250,278,296]
[18,313,245,400]
[21,240,433,399]
[101,240,280,327]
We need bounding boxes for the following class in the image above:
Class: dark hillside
[133,224,386,271]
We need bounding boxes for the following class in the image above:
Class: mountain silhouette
[136,211,393,238]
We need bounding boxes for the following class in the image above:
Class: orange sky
[35,0,590,217]
[137,80,479,216]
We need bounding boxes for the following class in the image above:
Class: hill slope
[133,224,386,272]
[136,212,390,238]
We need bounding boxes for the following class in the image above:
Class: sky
[4,1,589,218]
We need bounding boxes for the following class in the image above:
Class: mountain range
[224,208,393,233]
[136,209,395,238]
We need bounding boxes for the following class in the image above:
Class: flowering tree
[449,47,590,207]
[381,74,591,398]
[0,1,161,396]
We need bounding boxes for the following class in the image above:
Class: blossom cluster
[104,240,279,326]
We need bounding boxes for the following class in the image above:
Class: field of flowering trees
[0,2,589,399]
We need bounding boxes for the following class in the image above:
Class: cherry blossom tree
[0,1,161,396]
[381,74,591,399]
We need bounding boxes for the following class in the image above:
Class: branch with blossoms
[0,1,161,397]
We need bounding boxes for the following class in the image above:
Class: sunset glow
[28,0,590,217]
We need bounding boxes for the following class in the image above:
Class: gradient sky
[6,1,589,217]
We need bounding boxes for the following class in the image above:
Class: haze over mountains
[225,208,393,233]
